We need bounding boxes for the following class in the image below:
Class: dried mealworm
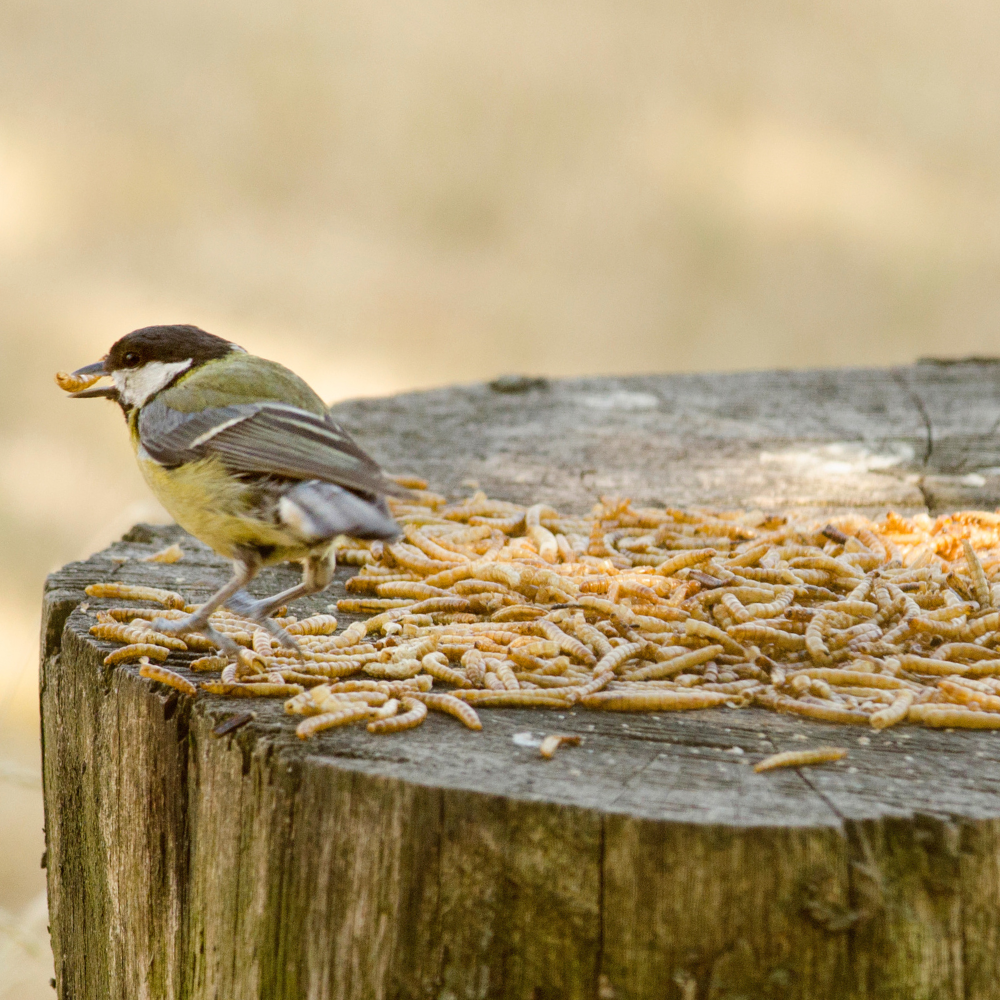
[908,705,1000,728]
[189,655,229,672]
[421,651,473,687]
[138,660,197,696]
[938,678,1000,712]
[85,583,187,609]
[450,690,572,707]
[367,697,428,733]
[539,734,582,758]
[55,369,102,392]
[103,643,170,665]
[581,689,730,711]
[90,622,188,651]
[286,615,339,636]
[655,549,717,576]
[297,702,372,738]
[201,682,305,697]
[869,690,915,729]
[964,539,993,609]
[685,619,747,656]
[729,624,807,651]
[753,747,847,772]
[410,692,483,729]
[527,504,559,563]
[142,543,184,564]
[625,645,723,682]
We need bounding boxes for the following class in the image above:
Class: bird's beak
[68,361,118,399]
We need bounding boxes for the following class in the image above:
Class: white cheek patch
[113,359,193,407]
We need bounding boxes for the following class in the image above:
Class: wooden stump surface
[40,362,1000,1000]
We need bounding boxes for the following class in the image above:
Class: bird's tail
[278,480,401,542]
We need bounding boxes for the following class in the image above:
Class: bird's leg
[225,552,336,649]
[152,554,262,658]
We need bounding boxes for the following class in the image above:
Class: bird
[65,324,403,655]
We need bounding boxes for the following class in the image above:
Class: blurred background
[3,0,1000,993]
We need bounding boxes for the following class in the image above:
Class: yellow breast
[129,423,315,563]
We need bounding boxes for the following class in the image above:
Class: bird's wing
[138,399,405,498]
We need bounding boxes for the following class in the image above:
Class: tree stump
[40,362,1000,1000]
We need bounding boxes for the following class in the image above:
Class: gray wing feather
[139,399,404,498]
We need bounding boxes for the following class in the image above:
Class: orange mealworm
[252,629,274,656]
[558,669,614,700]
[201,682,305,697]
[962,659,1000,677]
[90,622,188,651]
[935,642,1000,661]
[745,591,796,620]
[296,702,372,738]
[142,543,184,564]
[785,669,909,689]
[492,659,520,691]
[85,582,187,609]
[376,581,447,600]
[625,645,722,682]
[767,695,870,725]
[963,540,992,609]
[590,641,645,674]
[787,555,864,580]
[685,620,747,656]
[367,697,428,734]
[568,620,614,659]
[539,734,582,758]
[804,613,832,664]
[729,624,807,651]
[531,620,597,665]
[365,659,423,680]
[421,651,473,687]
[386,473,429,490]
[410,692,483,729]
[404,524,472,564]
[938,678,1000,712]
[897,654,972,676]
[753,747,847,772]
[386,542,460,575]
[286,615,339,636]
[450,690,572,707]
[908,704,1000,728]
[338,598,414,613]
[526,504,559,563]
[138,660,197,696]
[824,600,879,618]
[189,655,229,672]
[370,698,400,720]
[55,369,102,392]
[869,690,915,729]
[580,689,729,711]
[720,593,752,624]
[103,643,170,665]
[654,549,718,576]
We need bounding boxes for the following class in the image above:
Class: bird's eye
[123,352,140,367]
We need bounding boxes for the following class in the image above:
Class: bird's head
[66,324,242,408]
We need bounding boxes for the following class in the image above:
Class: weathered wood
[40,362,1000,999]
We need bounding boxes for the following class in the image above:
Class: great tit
[67,324,402,654]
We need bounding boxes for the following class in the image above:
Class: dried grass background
[3,0,1000,993]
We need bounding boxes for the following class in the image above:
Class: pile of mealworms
[81,480,1000,743]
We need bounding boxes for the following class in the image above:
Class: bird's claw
[151,615,243,659]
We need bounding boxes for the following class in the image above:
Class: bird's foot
[225,592,301,652]
[151,614,243,659]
